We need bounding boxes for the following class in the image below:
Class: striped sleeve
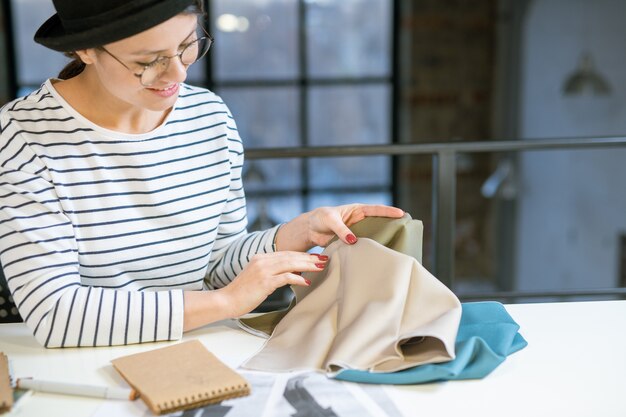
[0,113,184,348]
[204,106,281,289]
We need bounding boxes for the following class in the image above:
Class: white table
[1,300,625,417]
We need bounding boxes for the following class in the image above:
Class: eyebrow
[130,29,197,56]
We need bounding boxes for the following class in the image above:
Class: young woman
[0,0,404,348]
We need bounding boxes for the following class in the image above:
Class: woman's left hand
[274,204,405,252]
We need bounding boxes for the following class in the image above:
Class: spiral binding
[154,383,249,414]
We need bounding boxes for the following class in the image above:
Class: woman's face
[80,13,198,112]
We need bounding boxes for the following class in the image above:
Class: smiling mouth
[148,84,177,91]
[146,83,180,98]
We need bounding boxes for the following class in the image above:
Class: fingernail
[315,263,326,269]
[314,254,329,261]
[346,234,357,244]
[305,279,311,286]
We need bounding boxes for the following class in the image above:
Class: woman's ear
[74,49,96,65]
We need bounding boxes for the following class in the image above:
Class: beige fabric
[238,214,424,337]
[331,213,423,264]
[241,238,461,374]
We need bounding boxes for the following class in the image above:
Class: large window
[208,0,395,230]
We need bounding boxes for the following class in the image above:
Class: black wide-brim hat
[35,0,198,52]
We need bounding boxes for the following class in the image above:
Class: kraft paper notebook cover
[112,340,250,415]
[0,352,13,413]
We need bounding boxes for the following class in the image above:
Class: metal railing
[247,135,626,302]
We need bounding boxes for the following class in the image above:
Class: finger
[322,212,358,245]
[357,204,405,219]
[278,272,312,287]
[256,251,329,274]
[336,205,404,244]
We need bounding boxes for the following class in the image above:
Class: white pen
[16,377,136,401]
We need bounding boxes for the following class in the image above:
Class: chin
[143,99,177,112]
[138,94,179,112]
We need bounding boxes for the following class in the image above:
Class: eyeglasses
[99,28,213,87]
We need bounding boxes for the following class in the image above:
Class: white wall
[516,0,626,290]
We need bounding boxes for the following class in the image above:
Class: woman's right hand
[220,251,328,318]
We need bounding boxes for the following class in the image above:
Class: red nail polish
[315,263,325,269]
[305,279,311,286]
[346,234,357,244]
[314,254,329,261]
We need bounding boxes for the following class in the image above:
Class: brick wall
[398,0,497,284]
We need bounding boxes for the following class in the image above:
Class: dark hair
[58,52,85,80]
[57,0,205,80]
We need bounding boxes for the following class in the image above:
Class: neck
[53,70,171,134]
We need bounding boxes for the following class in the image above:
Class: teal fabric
[334,302,527,385]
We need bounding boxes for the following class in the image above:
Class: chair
[0,266,22,323]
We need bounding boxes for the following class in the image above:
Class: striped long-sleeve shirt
[0,80,279,348]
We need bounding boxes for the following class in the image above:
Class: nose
[162,56,188,84]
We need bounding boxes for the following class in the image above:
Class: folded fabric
[334,301,528,384]
[238,214,424,337]
[241,237,462,374]
[338,213,424,263]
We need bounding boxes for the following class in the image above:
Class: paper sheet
[93,371,402,417]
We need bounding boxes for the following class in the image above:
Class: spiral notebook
[111,340,250,415]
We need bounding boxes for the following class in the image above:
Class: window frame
[204,0,400,216]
